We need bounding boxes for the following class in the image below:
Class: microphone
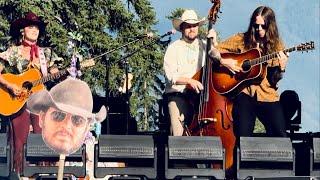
[126,30,175,40]
[159,29,176,39]
[126,32,154,39]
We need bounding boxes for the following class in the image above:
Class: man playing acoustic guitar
[0,12,62,174]
[216,6,289,138]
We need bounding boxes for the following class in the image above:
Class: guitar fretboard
[250,47,296,66]
[32,70,68,87]
[29,59,94,87]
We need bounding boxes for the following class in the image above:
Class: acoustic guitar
[212,41,315,97]
[0,59,95,116]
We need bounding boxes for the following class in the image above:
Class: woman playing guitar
[0,12,62,174]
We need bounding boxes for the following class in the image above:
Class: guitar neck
[250,46,296,66]
[30,59,95,87]
[32,70,68,87]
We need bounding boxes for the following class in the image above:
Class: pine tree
[0,0,165,131]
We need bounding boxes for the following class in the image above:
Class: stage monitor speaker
[23,134,86,178]
[238,137,295,180]
[0,133,9,177]
[240,177,317,180]
[94,135,157,179]
[165,136,225,180]
[310,138,320,176]
[35,175,73,180]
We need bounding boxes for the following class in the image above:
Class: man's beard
[42,126,85,155]
[183,33,197,42]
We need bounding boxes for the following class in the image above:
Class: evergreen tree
[0,0,165,131]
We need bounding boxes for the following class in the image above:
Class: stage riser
[0,133,320,179]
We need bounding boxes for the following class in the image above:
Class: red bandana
[22,41,39,61]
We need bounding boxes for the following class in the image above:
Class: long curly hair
[244,6,283,54]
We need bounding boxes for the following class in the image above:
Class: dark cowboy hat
[9,12,47,37]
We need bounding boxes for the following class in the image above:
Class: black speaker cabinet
[23,134,86,178]
[237,137,295,180]
[165,136,225,180]
[0,133,9,177]
[311,138,320,176]
[94,135,157,179]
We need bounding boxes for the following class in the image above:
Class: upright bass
[186,0,236,174]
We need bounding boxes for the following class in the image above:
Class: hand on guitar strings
[220,58,242,74]
[7,83,22,96]
[277,51,289,71]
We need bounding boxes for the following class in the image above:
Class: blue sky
[150,0,320,132]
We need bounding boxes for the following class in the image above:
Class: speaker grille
[240,137,293,162]
[168,136,223,160]
[98,135,154,158]
[26,134,82,157]
[314,138,320,163]
[0,133,7,157]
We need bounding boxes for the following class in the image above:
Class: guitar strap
[38,48,48,76]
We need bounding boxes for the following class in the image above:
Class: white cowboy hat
[172,9,206,32]
[27,78,106,123]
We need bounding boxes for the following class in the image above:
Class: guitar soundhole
[22,81,33,90]
[242,59,251,72]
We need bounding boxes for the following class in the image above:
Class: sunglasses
[49,110,87,127]
[253,23,267,30]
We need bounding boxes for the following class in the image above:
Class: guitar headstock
[80,59,95,68]
[297,41,315,52]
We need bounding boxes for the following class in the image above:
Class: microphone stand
[117,36,172,135]
[102,32,172,135]
[103,36,148,134]
[104,55,110,134]
[124,58,130,135]
[92,37,146,61]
